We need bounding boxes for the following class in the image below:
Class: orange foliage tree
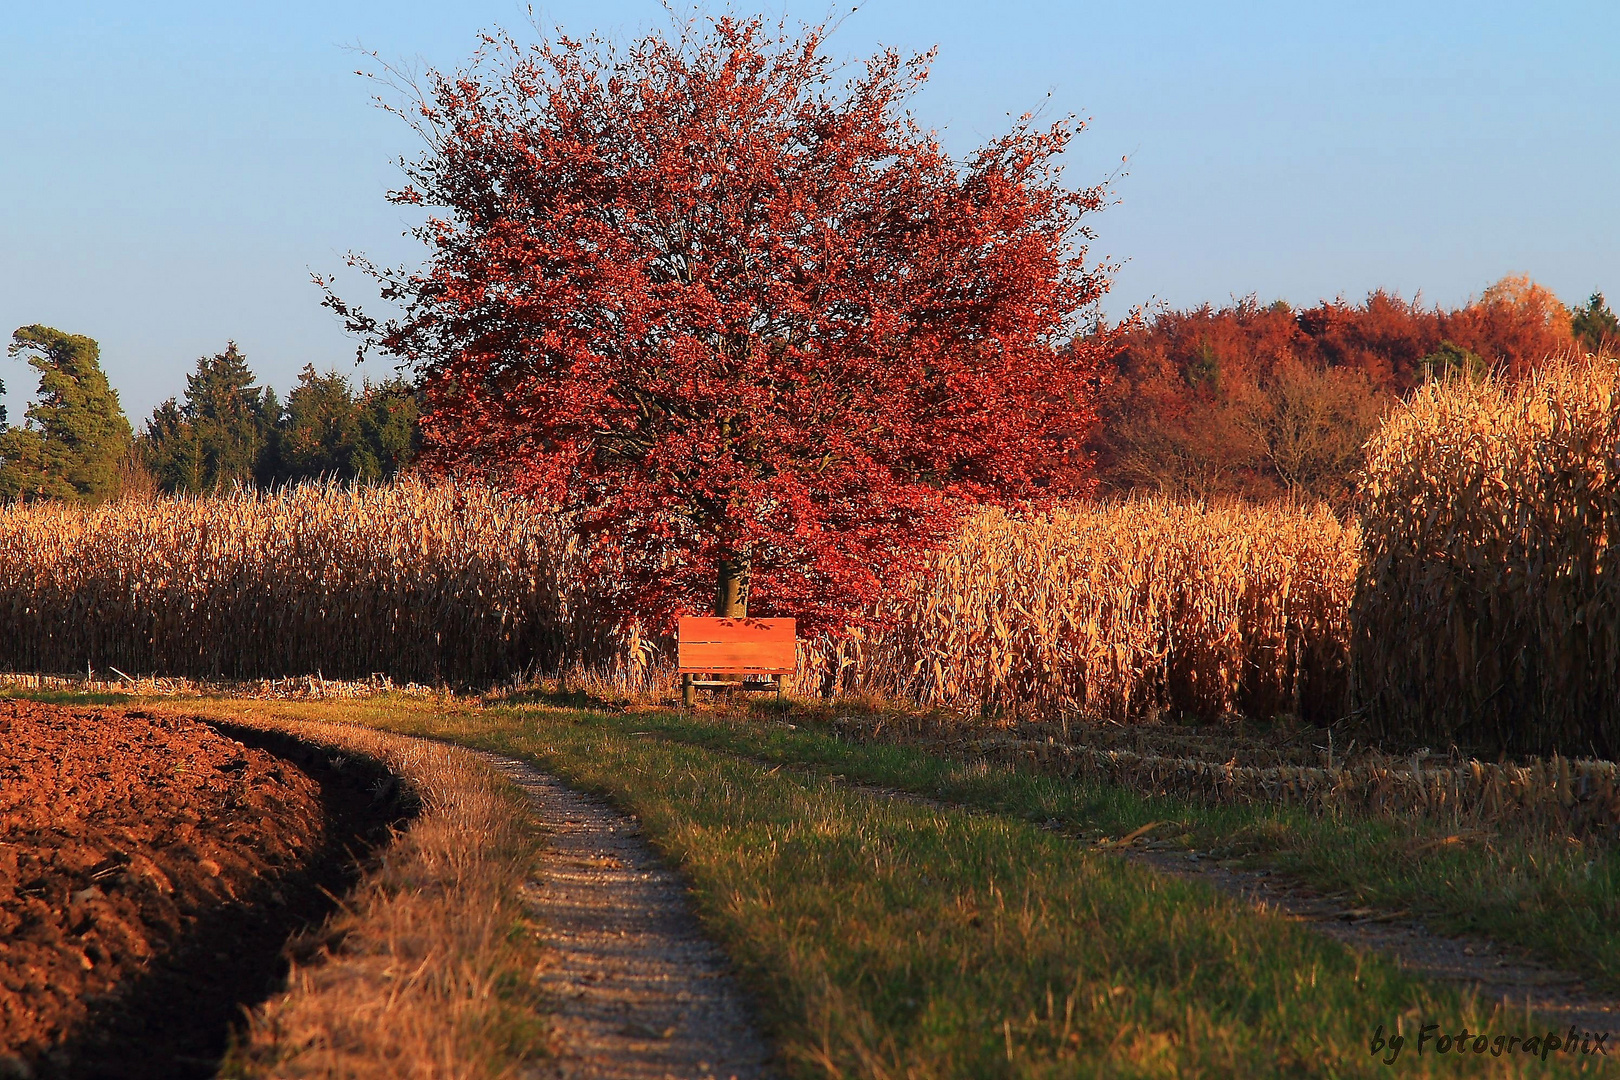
[1094,279,1578,505]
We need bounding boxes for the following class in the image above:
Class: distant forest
[1,279,1614,505]
[1091,278,1620,507]
[137,345,419,495]
[0,331,417,502]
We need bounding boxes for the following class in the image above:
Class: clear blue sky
[3,1,1615,425]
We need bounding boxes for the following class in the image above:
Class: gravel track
[472,751,773,1080]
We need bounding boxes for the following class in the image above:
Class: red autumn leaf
[328,16,1115,632]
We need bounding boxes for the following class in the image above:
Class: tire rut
[700,743,1620,1037]
[1126,846,1620,1036]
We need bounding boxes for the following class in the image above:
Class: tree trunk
[713,555,750,618]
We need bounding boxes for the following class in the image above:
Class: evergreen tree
[142,397,203,492]
[356,377,420,481]
[262,366,419,484]
[263,365,364,482]
[1572,292,1620,353]
[0,326,132,502]
[141,343,274,493]
[1419,340,1489,383]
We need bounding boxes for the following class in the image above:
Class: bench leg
[682,673,695,708]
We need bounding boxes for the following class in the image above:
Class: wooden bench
[678,617,796,706]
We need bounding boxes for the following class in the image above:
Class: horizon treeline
[0,329,419,503]
[138,345,419,495]
[1092,278,1620,507]
[3,278,1615,506]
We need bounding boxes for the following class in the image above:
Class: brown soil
[0,702,408,1079]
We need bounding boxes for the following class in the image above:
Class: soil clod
[0,702,408,1078]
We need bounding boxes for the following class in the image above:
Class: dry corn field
[820,501,1360,726]
[0,481,637,686]
[1355,354,1620,758]
[3,357,1617,763]
[0,487,1359,727]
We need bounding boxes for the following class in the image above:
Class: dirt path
[471,751,773,1080]
[793,767,1620,1037]
[1125,847,1620,1036]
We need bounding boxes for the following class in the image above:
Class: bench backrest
[677,617,797,675]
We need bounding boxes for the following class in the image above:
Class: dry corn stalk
[811,499,1359,726]
[1354,354,1620,757]
[0,480,639,685]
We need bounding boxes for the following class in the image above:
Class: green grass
[132,692,1611,1079]
[522,700,1620,998]
[0,686,135,706]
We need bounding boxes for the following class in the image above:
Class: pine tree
[1572,292,1620,354]
[0,326,132,503]
[143,397,203,492]
[1419,340,1489,383]
[141,343,274,493]
[356,378,420,481]
[259,366,419,484]
[264,365,365,482]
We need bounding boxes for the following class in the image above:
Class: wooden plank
[677,617,796,673]
[680,641,793,671]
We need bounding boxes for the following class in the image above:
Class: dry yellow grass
[934,729,1620,841]
[144,704,553,1079]
[1354,354,1620,757]
[0,481,642,687]
[821,500,1359,726]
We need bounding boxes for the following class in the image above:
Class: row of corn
[0,481,630,685]
[811,500,1359,726]
[1354,355,1620,758]
[0,483,1359,719]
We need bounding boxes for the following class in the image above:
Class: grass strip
[481,697,1620,997]
[173,696,1600,1079]
[189,713,554,1079]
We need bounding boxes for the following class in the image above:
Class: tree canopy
[1572,292,1619,354]
[1093,278,1582,506]
[139,351,421,492]
[142,343,276,493]
[259,365,419,485]
[331,16,1114,627]
[0,326,132,503]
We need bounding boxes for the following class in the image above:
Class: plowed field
[0,701,402,1079]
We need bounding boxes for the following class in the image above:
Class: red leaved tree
[329,16,1113,629]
